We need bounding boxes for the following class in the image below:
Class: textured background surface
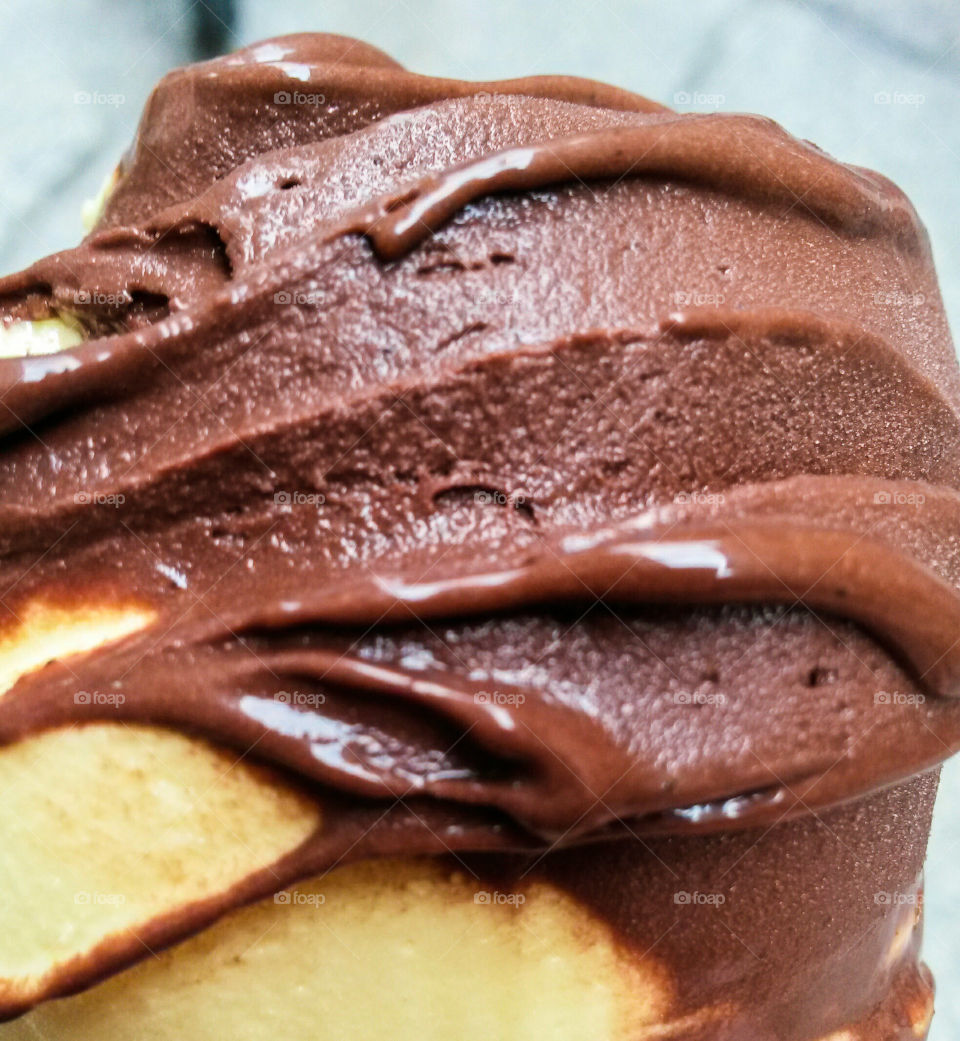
[0,0,958,1035]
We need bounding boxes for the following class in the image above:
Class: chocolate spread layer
[0,33,958,1025]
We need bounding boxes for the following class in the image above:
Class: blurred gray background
[0,0,958,1035]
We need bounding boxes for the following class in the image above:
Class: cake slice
[0,32,957,1040]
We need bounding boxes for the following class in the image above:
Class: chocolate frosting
[0,32,959,1019]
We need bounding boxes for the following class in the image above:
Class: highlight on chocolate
[0,29,955,1041]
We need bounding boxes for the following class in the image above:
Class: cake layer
[0,775,937,1040]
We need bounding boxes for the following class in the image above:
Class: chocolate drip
[4,496,960,836]
[247,522,960,699]
[349,116,919,261]
[0,108,928,438]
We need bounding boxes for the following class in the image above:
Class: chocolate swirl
[1,32,959,1008]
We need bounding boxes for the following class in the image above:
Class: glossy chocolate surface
[0,33,956,1034]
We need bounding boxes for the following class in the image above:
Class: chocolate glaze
[473,771,939,1038]
[97,32,664,229]
[0,33,957,1034]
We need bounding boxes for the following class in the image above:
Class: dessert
[0,31,957,1040]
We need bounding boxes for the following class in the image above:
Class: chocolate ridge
[5,475,960,833]
[348,116,922,260]
[99,32,666,229]
[2,305,958,510]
